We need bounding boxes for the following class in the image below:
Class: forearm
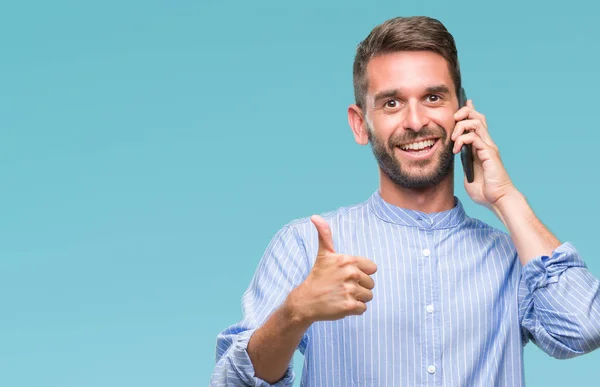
[518,242,600,357]
[491,189,562,265]
[248,298,311,384]
[497,191,600,356]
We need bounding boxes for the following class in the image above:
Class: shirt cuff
[228,329,296,387]
[521,242,586,293]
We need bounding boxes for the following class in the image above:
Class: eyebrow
[373,89,399,106]
[372,84,452,106]
[425,85,451,95]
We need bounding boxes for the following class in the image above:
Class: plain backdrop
[1,1,599,386]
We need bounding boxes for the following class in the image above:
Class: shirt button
[422,248,431,257]
[427,365,436,374]
[426,304,435,314]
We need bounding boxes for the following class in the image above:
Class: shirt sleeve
[518,242,600,359]
[210,225,310,386]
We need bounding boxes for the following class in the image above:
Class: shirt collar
[367,189,467,229]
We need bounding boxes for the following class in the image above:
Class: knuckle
[342,282,354,295]
[344,298,358,312]
[347,268,361,281]
[318,232,329,243]
[338,254,357,266]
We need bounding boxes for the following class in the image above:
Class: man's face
[363,51,458,190]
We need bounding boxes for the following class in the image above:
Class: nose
[402,100,430,132]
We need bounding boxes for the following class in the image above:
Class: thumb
[310,215,335,254]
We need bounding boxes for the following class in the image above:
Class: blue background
[1,1,599,386]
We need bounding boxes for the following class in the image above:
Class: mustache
[388,125,448,147]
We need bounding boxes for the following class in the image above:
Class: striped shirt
[211,190,600,386]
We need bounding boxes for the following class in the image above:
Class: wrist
[282,288,314,330]
[492,187,524,213]
[488,187,522,227]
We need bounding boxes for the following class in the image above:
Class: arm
[493,190,600,357]
[210,226,310,387]
[452,100,600,358]
[517,241,600,358]
[489,173,600,358]
[490,189,561,265]
[210,216,377,385]
[246,299,311,383]
[248,214,377,382]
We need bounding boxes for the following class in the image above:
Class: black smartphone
[458,87,474,183]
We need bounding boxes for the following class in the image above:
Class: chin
[387,160,454,190]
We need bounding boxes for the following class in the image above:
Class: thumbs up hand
[285,215,378,326]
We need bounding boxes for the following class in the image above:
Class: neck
[378,169,456,214]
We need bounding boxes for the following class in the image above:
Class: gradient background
[2,1,599,386]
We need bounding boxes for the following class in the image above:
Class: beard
[367,122,455,190]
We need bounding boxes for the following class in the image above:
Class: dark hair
[353,16,461,109]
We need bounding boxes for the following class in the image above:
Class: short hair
[353,16,461,109]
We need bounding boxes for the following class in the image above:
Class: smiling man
[363,51,457,192]
[210,16,600,386]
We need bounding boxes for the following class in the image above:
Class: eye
[384,99,399,109]
[426,94,442,103]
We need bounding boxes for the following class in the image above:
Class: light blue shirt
[211,190,600,386]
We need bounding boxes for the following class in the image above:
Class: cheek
[430,112,456,139]
[442,123,454,141]
[371,114,401,137]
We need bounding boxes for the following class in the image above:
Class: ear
[348,104,369,146]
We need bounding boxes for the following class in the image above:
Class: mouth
[396,137,440,160]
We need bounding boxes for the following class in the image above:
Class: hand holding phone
[458,87,474,183]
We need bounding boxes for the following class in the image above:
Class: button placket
[422,231,440,381]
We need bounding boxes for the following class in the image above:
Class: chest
[306,226,520,352]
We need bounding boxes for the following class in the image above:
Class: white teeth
[400,139,436,151]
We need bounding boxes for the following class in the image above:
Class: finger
[354,287,374,303]
[357,270,375,290]
[451,119,483,142]
[347,300,367,316]
[310,215,335,254]
[454,100,487,128]
[356,256,377,275]
[453,106,471,121]
[452,119,495,148]
[452,132,491,156]
[467,100,488,128]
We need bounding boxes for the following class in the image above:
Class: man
[210,16,600,386]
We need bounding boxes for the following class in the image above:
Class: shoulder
[462,216,517,254]
[283,199,369,235]
[274,198,371,256]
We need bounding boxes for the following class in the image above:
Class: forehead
[366,51,453,95]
